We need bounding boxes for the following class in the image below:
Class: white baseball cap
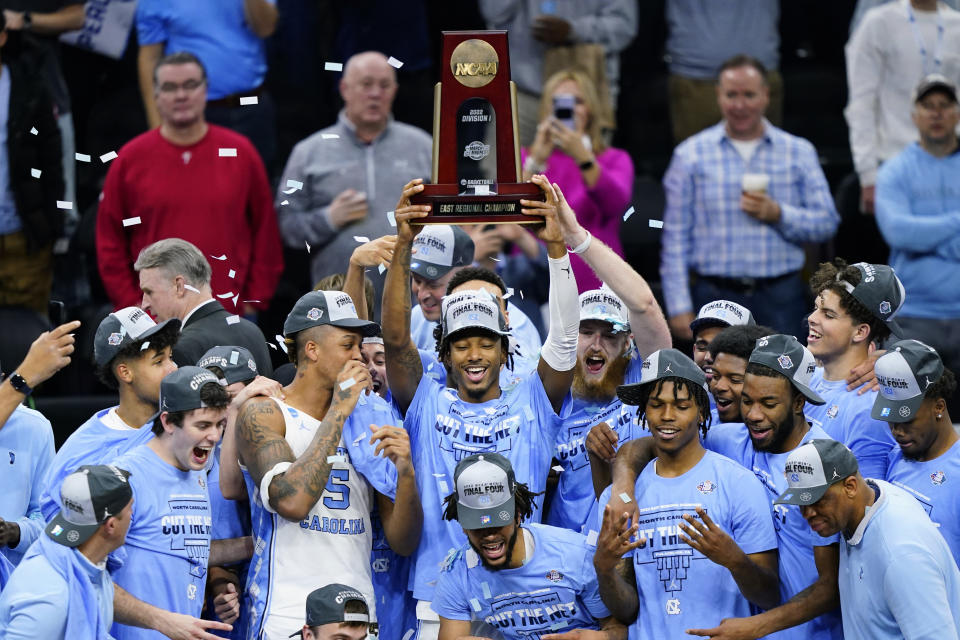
[579,289,629,332]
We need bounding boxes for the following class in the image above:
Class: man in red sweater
[96,51,282,315]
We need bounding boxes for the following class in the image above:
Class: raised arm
[370,425,422,556]
[235,362,370,521]
[554,183,671,358]
[346,235,397,320]
[219,376,284,500]
[382,180,429,413]
[524,176,578,412]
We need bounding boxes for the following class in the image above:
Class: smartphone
[553,94,576,130]
[48,300,66,326]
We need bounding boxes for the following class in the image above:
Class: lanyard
[907,2,945,74]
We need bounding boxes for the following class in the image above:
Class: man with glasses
[277,51,432,320]
[96,51,283,317]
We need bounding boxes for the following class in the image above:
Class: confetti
[140,341,150,351]
[216,292,235,299]
[378,263,387,274]
[281,187,298,195]
[228,269,236,279]
[280,200,289,206]
[226,315,241,325]
[239,96,259,106]
[286,179,303,191]
[75,153,91,162]
[586,529,599,546]
[410,262,419,269]
[184,284,201,293]
[490,257,500,262]
[619,492,632,504]
[122,217,142,227]
[305,241,311,253]
[649,219,664,229]
[339,377,356,390]
[469,598,481,612]
[354,235,370,243]
[31,168,41,178]
[387,56,404,69]
[324,62,343,72]
[552,465,564,473]
[229,350,240,365]
[504,287,514,299]
[519,289,524,300]
[211,254,227,261]
[53,237,70,254]
[386,211,396,227]
[275,335,288,354]
[622,206,635,222]
[243,300,261,304]
[56,200,72,210]
[326,455,346,464]
[481,581,492,598]
[100,151,118,163]
[232,294,239,307]
[219,148,237,157]
[30,127,38,135]
[268,342,277,350]
[321,133,339,140]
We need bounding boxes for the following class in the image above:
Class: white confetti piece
[268,342,277,350]
[354,235,370,243]
[122,217,141,227]
[232,294,239,307]
[219,148,237,157]
[339,377,356,390]
[386,211,396,227]
[243,300,261,303]
[229,350,240,365]
[469,598,481,612]
[56,200,72,210]
[326,455,346,464]
[586,529,599,546]
[280,200,289,206]
[504,287,514,299]
[490,257,500,262]
[519,289,524,300]
[286,179,303,191]
[324,61,343,72]
[622,206,635,222]
[75,153,91,162]
[432,473,446,478]
[30,127,38,135]
[226,315,241,325]
[378,263,387,274]
[184,284,201,293]
[30,168,41,178]
[552,465,564,473]
[52,237,70,254]
[321,133,339,140]
[281,187,297,195]
[211,254,227,261]
[410,262,419,269]
[438,480,449,493]
[228,269,236,278]
[387,56,404,69]
[140,341,150,351]
[216,292,235,299]
[274,335,288,354]
[100,151,118,163]
[619,492,632,504]
[305,241,311,253]
[239,96,259,106]
[649,219,664,229]
[481,581,492,598]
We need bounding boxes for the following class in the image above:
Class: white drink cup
[742,173,770,194]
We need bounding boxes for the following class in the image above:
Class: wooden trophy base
[411,182,545,225]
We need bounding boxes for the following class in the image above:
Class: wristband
[568,230,592,255]
[8,372,33,396]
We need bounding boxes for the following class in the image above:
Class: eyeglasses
[157,79,206,94]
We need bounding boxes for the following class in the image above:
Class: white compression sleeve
[259,461,294,515]
[539,252,580,372]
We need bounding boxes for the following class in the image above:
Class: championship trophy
[411,31,544,224]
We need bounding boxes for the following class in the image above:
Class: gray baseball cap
[453,453,517,530]
[912,73,958,103]
[411,225,474,280]
[749,334,825,405]
[834,262,905,335]
[198,346,258,385]
[440,290,509,341]
[774,439,858,506]
[579,289,629,332]
[159,366,223,413]
[283,290,380,338]
[289,583,369,636]
[93,306,181,367]
[689,299,755,336]
[45,465,132,547]
[617,348,707,406]
[872,339,944,422]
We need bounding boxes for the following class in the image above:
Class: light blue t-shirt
[41,407,155,522]
[110,445,211,640]
[598,450,778,640]
[402,372,561,602]
[547,355,644,533]
[136,0,274,99]
[838,480,960,640]
[806,369,896,479]
[885,439,960,565]
[432,523,609,637]
[0,405,54,565]
[704,422,843,640]
[371,504,417,640]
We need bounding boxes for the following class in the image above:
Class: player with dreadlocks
[592,348,779,638]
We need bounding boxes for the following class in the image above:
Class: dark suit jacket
[173,301,274,377]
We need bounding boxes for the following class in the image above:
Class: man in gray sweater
[277,51,432,318]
